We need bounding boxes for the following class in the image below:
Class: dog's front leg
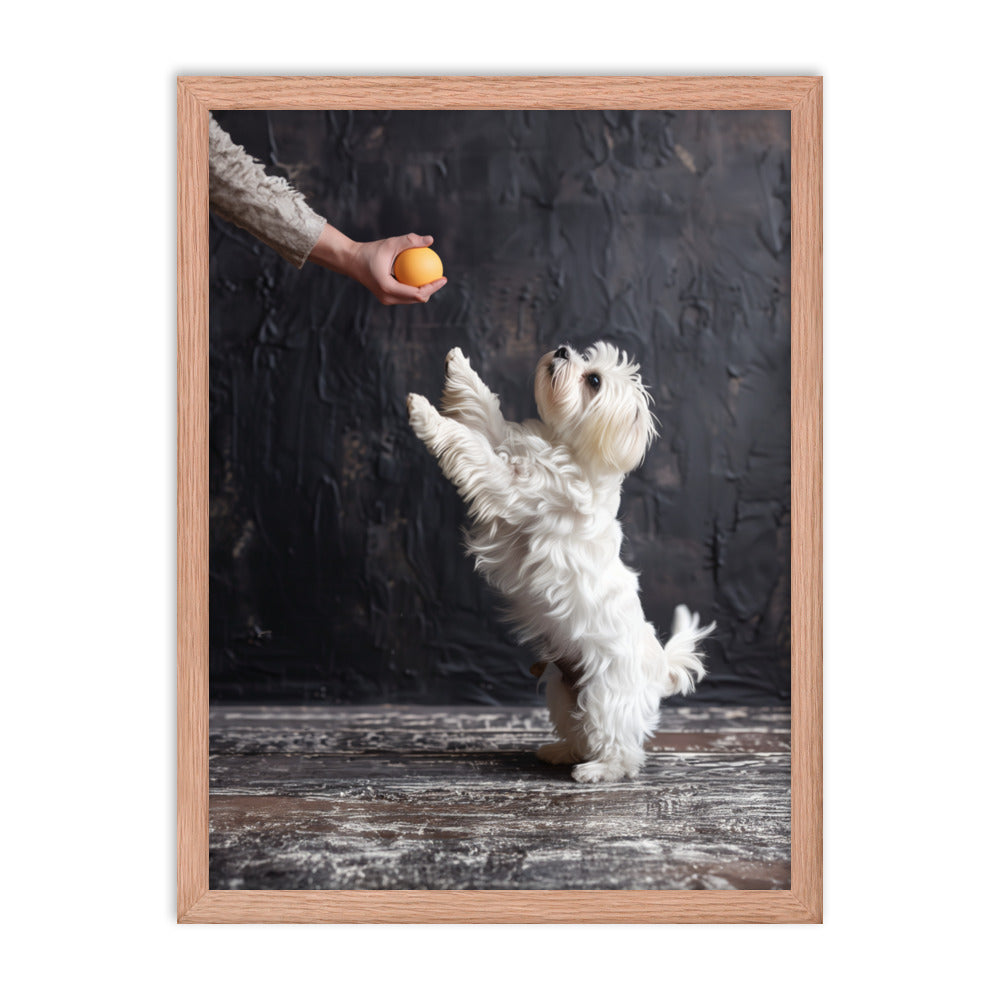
[407,393,521,522]
[439,348,507,447]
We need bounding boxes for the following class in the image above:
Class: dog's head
[534,342,657,476]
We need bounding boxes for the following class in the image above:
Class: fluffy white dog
[407,343,713,783]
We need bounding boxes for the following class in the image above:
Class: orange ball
[393,247,444,287]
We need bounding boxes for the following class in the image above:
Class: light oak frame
[178,75,822,923]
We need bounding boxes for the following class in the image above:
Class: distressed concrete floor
[209,704,791,890]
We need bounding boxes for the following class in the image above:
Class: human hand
[307,225,448,305]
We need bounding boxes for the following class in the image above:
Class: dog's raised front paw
[407,393,439,438]
[445,346,470,372]
[442,347,478,400]
[572,759,629,784]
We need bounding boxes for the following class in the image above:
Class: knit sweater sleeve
[208,116,327,268]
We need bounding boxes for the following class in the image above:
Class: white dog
[407,343,713,782]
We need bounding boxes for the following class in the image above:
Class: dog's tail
[662,604,714,697]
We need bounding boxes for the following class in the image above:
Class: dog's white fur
[407,343,713,782]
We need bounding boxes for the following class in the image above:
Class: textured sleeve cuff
[209,116,328,268]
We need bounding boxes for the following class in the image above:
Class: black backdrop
[209,109,791,705]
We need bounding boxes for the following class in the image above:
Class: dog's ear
[584,374,656,474]
[606,400,656,473]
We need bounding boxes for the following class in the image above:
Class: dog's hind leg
[439,348,508,447]
[569,676,657,783]
[537,741,580,765]
[537,670,585,765]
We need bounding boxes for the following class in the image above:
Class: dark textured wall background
[209,110,791,705]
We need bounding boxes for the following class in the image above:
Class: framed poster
[178,75,821,922]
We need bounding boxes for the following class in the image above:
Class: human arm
[208,115,326,268]
[209,116,447,303]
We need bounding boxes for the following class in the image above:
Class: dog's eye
[585,373,601,391]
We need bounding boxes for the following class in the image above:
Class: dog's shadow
[453,748,586,786]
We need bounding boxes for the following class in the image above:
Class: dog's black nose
[554,346,569,360]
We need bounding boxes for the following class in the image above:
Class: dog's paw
[537,741,579,766]
[443,348,478,400]
[406,393,438,437]
[572,759,629,784]
[445,347,470,372]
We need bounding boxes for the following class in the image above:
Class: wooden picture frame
[178,75,822,923]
